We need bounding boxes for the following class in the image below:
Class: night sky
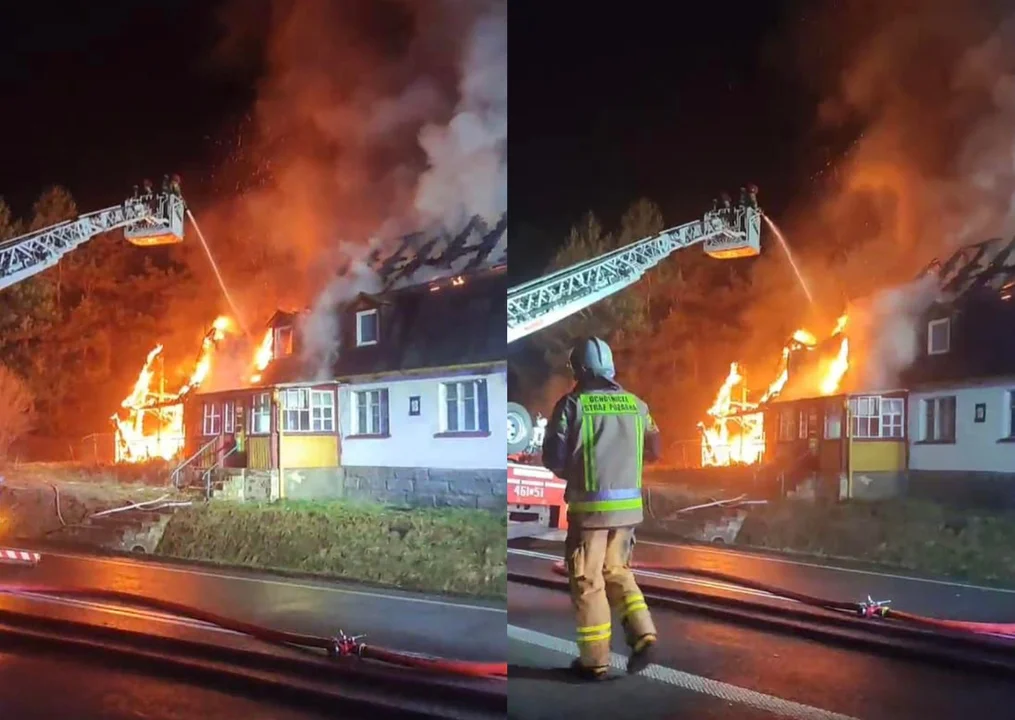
[0,1,256,219]
[508,2,830,283]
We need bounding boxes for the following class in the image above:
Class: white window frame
[848,395,906,439]
[274,326,294,357]
[281,388,311,432]
[1007,390,1015,439]
[310,389,335,432]
[202,403,221,436]
[440,379,487,433]
[356,309,379,347]
[922,395,956,443]
[352,388,389,435]
[927,318,950,355]
[824,403,843,440]
[778,409,795,441]
[223,401,236,434]
[251,393,271,434]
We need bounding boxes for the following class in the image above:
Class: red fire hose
[550,560,1015,640]
[0,584,506,680]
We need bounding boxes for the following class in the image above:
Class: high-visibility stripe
[621,601,649,619]
[582,420,595,491]
[635,414,644,488]
[577,622,612,644]
[569,497,642,513]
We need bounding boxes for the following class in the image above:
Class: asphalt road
[507,539,1015,719]
[0,649,337,720]
[0,547,506,663]
[511,535,1015,621]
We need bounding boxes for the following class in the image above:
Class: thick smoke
[742,1,1015,388]
[200,0,505,382]
[849,274,941,391]
[299,0,507,377]
[413,1,507,230]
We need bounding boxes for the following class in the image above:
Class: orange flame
[700,314,850,467]
[112,316,234,463]
[250,329,273,384]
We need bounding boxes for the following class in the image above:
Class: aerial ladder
[0,177,186,292]
[505,187,764,534]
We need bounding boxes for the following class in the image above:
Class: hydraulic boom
[0,181,185,292]
[507,200,762,343]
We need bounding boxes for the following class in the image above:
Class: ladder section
[507,207,760,343]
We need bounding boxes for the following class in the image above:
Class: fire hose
[549,560,1015,641]
[0,583,507,680]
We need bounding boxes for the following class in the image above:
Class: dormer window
[927,317,950,355]
[274,326,294,357]
[356,308,379,347]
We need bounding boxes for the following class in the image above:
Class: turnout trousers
[564,523,657,669]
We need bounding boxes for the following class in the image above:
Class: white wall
[338,367,507,470]
[908,381,1015,473]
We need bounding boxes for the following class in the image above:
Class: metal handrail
[170,436,220,487]
[202,445,239,498]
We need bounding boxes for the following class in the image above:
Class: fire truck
[506,187,764,537]
[0,180,186,291]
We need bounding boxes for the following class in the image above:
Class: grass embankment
[642,469,1015,587]
[157,501,507,598]
[739,499,1015,587]
[0,465,179,538]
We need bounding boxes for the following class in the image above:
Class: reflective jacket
[542,379,661,529]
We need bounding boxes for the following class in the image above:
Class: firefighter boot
[570,657,609,681]
[627,632,657,675]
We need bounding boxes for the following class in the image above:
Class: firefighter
[543,336,662,680]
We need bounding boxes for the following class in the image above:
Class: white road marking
[637,539,1015,594]
[34,549,505,613]
[508,548,786,604]
[508,624,862,720]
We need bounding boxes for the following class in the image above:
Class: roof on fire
[255,265,506,386]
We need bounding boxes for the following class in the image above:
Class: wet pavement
[0,547,506,662]
[508,538,1015,719]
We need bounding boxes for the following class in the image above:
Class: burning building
[697,234,1015,504]
[167,217,507,508]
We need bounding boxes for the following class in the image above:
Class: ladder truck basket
[123,193,186,246]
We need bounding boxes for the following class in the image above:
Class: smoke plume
[202,0,504,316]
[742,0,1015,385]
[199,0,505,382]
[848,274,941,391]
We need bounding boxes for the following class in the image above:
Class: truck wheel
[507,402,533,455]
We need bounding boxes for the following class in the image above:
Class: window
[1007,390,1015,438]
[353,388,389,435]
[824,403,843,439]
[798,410,808,439]
[281,388,310,432]
[202,403,221,436]
[881,397,905,438]
[274,326,293,357]
[922,395,956,443]
[778,409,795,441]
[927,318,950,355]
[251,393,271,434]
[356,309,379,346]
[441,379,490,433]
[850,396,879,437]
[223,401,235,434]
[279,388,333,432]
[310,390,335,432]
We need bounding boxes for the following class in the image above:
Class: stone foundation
[217,466,506,510]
